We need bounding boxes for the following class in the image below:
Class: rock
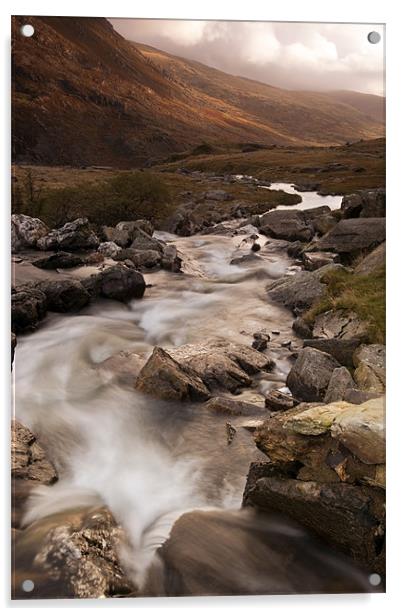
[267,264,344,313]
[243,476,384,576]
[136,347,210,402]
[312,309,368,342]
[32,252,84,269]
[341,189,385,219]
[205,396,265,416]
[353,344,385,393]
[38,279,90,313]
[12,420,57,485]
[37,218,100,251]
[312,215,337,236]
[11,284,47,333]
[102,226,131,248]
[264,390,297,412]
[12,507,135,599]
[324,366,356,403]
[302,251,339,271]
[204,190,232,201]
[161,244,182,272]
[343,389,380,405]
[114,248,161,269]
[168,339,274,394]
[11,214,49,251]
[303,206,331,220]
[116,219,154,238]
[130,228,164,254]
[83,265,146,302]
[330,397,385,464]
[85,252,104,265]
[303,337,361,368]
[292,317,312,339]
[98,350,146,386]
[259,210,314,242]
[251,242,261,252]
[97,241,122,258]
[252,331,270,352]
[230,253,262,266]
[287,241,305,258]
[148,508,373,596]
[286,347,341,402]
[315,218,386,257]
[11,332,17,368]
[226,422,237,444]
[355,242,385,276]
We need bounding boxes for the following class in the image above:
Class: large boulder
[83,265,146,302]
[113,248,161,269]
[286,347,341,402]
[32,252,84,270]
[267,264,344,314]
[12,507,135,599]
[116,219,154,238]
[11,284,47,333]
[97,241,122,258]
[302,251,339,271]
[324,366,356,403]
[135,347,210,402]
[303,338,361,369]
[259,210,314,242]
[102,226,131,248]
[161,245,182,272]
[11,214,49,252]
[168,339,274,394]
[355,242,385,276]
[341,189,385,219]
[38,279,91,313]
[353,344,385,393]
[37,218,99,251]
[130,228,164,254]
[311,309,368,341]
[315,218,386,257]
[205,396,265,416]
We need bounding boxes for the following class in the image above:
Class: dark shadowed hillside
[12,16,385,167]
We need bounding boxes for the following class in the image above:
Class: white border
[1,1,400,614]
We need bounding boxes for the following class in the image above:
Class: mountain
[12,16,385,167]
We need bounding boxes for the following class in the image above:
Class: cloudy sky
[109,19,385,96]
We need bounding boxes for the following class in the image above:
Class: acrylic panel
[11,15,385,600]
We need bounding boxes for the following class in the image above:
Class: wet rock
[252,331,270,351]
[292,317,312,339]
[287,241,305,258]
[11,214,49,252]
[83,264,146,302]
[130,228,164,254]
[267,264,344,314]
[136,347,210,402]
[265,390,297,412]
[205,396,265,416]
[355,242,385,276]
[303,337,362,368]
[85,252,104,265]
[98,241,122,258]
[302,251,339,271]
[161,244,182,272]
[312,309,368,342]
[11,284,47,333]
[315,218,386,257]
[37,218,100,251]
[38,279,90,313]
[286,347,341,402]
[353,344,385,393]
[251,242,261,252]
[259,210,314,242]
[148,508,373,596]
[169,339,274,394]
[12,507,135,599]
[230,253,262,266]
[32,252,84,270]
[114,248,161,269]
[341,189,385,219]
[324,366,356,403]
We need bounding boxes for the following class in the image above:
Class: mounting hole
[20,24,35,38]
[367,31,381,44]
[22,579,34,592]
[369,573,382,586]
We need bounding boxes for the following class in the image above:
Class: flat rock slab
[259,210,314,242]
[205,396,266,416]
[355,242,385,276]
[315,218,386,255]
[312,309,368,341]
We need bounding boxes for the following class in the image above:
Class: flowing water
[12,192,374,596]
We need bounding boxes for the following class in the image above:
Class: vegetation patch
[304,266,385,344]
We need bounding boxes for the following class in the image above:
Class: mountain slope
[12,16,384,167]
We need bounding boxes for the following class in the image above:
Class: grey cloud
[110,19,384,95]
